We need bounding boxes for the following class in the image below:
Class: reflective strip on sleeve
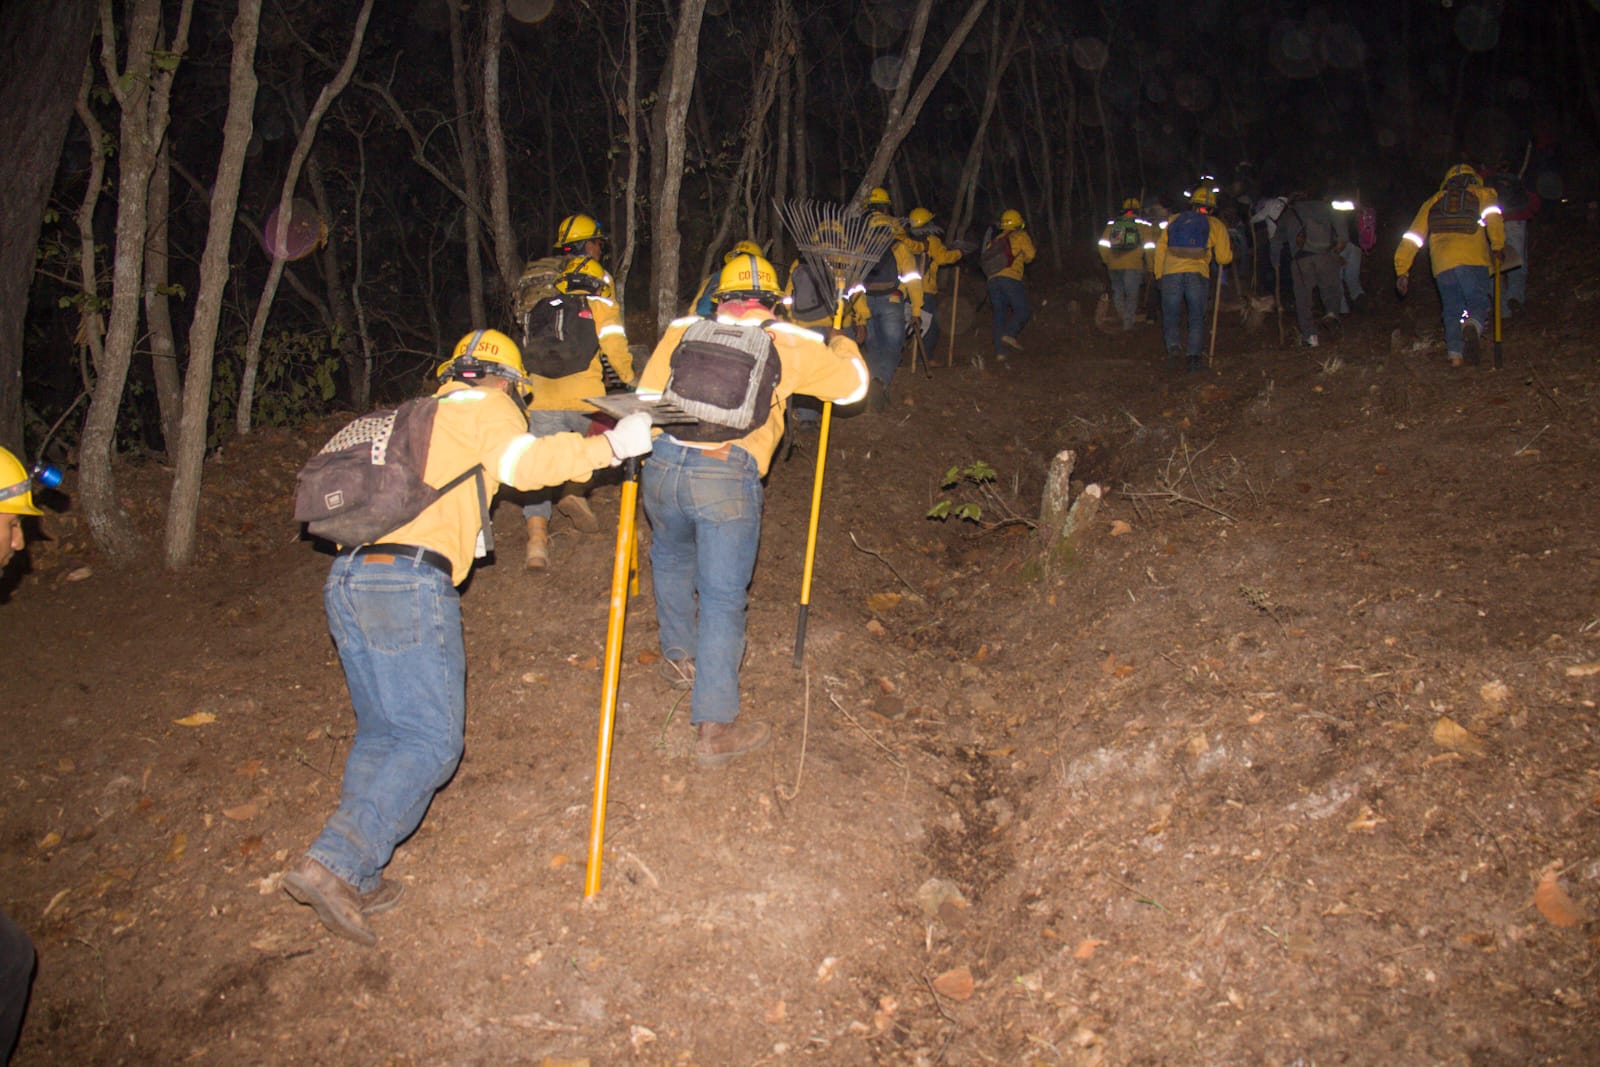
[845,283,865,298]
[1159,219,1169,230]
[598,324,627,338]
[1403,232,1424,248]
[1480,204,1502,221]
[437,390,488,404]
[1143,241,1157,250]
[497,433,539,483]
[837,361,869,406]
[590,296,616,308]
[1097,238,1113,248]
[899,270,921,284]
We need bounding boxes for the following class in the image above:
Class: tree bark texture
[143,139,184,456]
[852,0,991,211]
[79,0,180,564]
[950,0,1021,239]
[481,0,518,310]
[448,0,486,325]
[0,0,98,453]
[651,0,709,336]
[164,0,260,569]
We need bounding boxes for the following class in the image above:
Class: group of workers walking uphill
[1096,158,1520,374]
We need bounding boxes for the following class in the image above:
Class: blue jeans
[863,294,906,385]
[643,438,763,725]
[988,276,1029,354]
[1109,269,1142,328]
[1435,264,1491,357]
[1160,271,1210,360]
[519,408,595,519]
[310,553,465,893]
[1500,219,1528,309]
[1339,243,1365,309]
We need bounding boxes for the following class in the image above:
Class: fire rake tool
[775,198,896,668]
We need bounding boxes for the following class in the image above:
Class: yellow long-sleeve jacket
[1153,213,1233,278]
[916,234,963,295]
[988,230,1036,282]
[526,292,634,412]
[1394,184,1505,277]
[383,381,622,584]
[1098,215,1158,273]
[638,308,869,477]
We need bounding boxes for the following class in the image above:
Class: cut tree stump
[1039,449,1102,571]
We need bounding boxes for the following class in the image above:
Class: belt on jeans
[341,542,451,577]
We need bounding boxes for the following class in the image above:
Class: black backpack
[788,260,834,324]
[520,294,599,379]
[294,396,490,550]
[661,319,782,443]
[980,232,1014,277]
[862,244,900,294]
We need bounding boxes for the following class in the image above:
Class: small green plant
[927,460,1036,529]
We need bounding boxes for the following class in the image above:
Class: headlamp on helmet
[0,446,56,517]
[437,328,530,389]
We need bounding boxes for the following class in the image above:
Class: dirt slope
[3,234,1598,1065]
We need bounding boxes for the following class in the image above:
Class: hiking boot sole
[283,865,377,947]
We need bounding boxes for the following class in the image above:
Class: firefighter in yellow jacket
[907,207,963,353]
[517,255,635,568]
[1098,198,1157,330]
[982,209,1036,364]
[858,187,924,409]
[1153,187,1233,372]
[637,254,868,768]
[1394,163,1505,366]
[284,330,652,946]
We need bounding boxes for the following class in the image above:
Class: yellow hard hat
[553,213,604,251]
[867,187,892,210]
[437,328,529,385]
[1444,163,1481,187]
[715,253,782,304]
[1121,197,1142,212]
[556,255,611,296]
[998,209,1025,231]
[0,446,42,516]
[1189,187,1218,209]
[907,207,935,229]
[723,239,764,264]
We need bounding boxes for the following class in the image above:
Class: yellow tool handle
[585,459,639,897]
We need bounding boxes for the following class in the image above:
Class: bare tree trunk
[651,0,709,336]
[481,0,518,308]
[0,0,97,452]
[698,33,785,279]
[951,0,1022,239]
[143,138,184,455]
[302,148,364,406]
[163,0,260,569]
[613,0,642,310]
[73,63,109,383]
[852,0,991,207]
[80,0,190,563]
[792,34,809,203]
[348,126,376,411]
[448,0,486,324]
[236,0,372,435]
[1094,66,1114,222]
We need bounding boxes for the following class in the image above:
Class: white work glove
[603,411,654,465]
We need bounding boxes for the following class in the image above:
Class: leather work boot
[525,515,549,570]
[282,857,376,946]
[694,719,772,769]
[359,878,406,915]
[557,492,600,533]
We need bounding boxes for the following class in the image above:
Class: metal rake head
[775,198,898,297]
